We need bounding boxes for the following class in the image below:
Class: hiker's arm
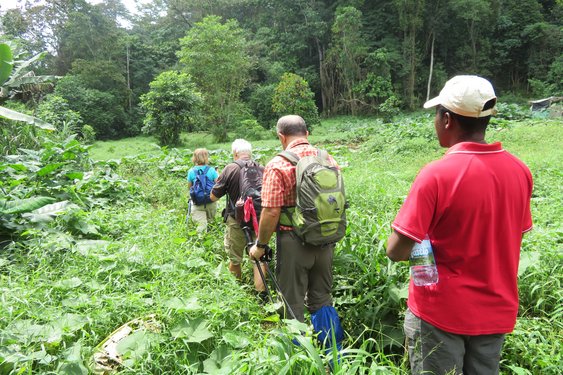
[210,165,232,202]
[249,207,281,260]
[386,230,415,262]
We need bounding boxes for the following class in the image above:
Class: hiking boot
[258,291,269,305]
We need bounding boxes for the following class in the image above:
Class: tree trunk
[126,43,132,112]
[315,38,327,115]
[426,33,435,102]
[407,24,416,110]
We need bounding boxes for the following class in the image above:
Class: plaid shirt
[262,138,338,209]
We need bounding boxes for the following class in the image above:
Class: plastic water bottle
[410,235,438,286]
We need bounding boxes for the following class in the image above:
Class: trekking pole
[263,260,297,321]
[242,226,274,304]
[242,226,298,320]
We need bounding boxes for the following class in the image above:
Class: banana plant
[0,42,55,130]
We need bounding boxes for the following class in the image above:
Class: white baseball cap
[423,75,497,118]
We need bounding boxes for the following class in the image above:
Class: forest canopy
[1,0,561,142]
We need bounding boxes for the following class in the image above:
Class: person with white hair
[210,139,267,300]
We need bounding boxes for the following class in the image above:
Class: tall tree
[394,0,425,110]
[324,6,368,115]
[177,15,252,141]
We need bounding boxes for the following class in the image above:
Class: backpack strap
[197,165,210,175]
[234,159,246,168]
[316,149,329,161]
[226,160,249,218]
[278,150,300,165]
[277,151,301,227]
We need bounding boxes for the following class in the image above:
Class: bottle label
[409,241,436,266]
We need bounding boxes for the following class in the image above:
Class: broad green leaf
[32,200,72,215]
[4,51,47,86]
[518,251,540,276]
[115,331,162,360]
[57,362,88,375]
[54,277,83,289]
[6,163,28,172]
[6,74,59,87]
[64,342,82,362]
[388,283,408,303]
[185,257,209,268]
[0,43,13,84]
[28,350,55,365]
[53,314,88,334]
[507,365,532,375]
[74,240,110,255]
[163,296,202,312]
[203,345,234,375]
[72,219,99,235]
[1,196,56,215]
[170,317,214,343]
[37,162,65,176]
[0,346,27,369]
[65,171,84,180]
[0,106,55,130]
[22,200,74,223]
[62,294,92,308]
[173,237,187,244]
[7,320,45,342]
[222,331,250,349]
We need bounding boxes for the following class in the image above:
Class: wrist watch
[255,241,268,249]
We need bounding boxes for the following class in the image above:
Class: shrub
[272,73,320,131]
[248,84,277,129]
[81,125,96,144]
[495,102,531,120]
[140,71,202,146]
[234,119,271,141]
[378,95,402,123]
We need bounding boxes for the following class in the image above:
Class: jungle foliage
[0,0,561,144]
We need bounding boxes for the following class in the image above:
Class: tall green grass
[1,115,561,374]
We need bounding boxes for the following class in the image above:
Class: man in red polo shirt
[386,75,533,374]
[249,114,343,349]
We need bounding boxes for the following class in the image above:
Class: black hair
[437,98,496,134]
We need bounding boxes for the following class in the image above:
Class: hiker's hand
[249,245,265,261]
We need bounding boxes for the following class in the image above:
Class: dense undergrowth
[1,114,561,374]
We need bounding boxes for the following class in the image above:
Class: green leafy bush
[248,84,277,129]
[140,71,202,146]
[55,75,130,139]
[234,119,271,141]
[495,102,531,121]
[272,72,320,131]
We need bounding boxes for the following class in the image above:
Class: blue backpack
[190,166,214,206]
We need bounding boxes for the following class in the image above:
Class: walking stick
[242,226,298,320]
[242,226,274,304]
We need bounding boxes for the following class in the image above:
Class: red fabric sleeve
[521,168,534,233]
[392,167,438,243]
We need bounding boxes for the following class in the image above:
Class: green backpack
[278,149,347,246]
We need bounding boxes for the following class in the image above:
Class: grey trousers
[404,308,505,375]
[276,231,334,322]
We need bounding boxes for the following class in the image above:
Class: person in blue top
[187,148,218,232]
